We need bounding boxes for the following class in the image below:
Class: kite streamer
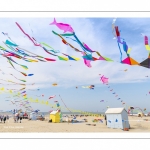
[16,22,41,46]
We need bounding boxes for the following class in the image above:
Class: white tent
[105,107,130,129]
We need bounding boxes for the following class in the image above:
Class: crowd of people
[0,115,9,123]
[0,109,25,124]
[14,112,23,123]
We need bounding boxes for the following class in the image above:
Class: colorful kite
[49,95,56,99]
[100,75,109,84]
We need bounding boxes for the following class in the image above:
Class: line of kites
[99,75,124,105]
[100,75,149,113]
[0,88,104,116]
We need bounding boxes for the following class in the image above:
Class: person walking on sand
[3,115,6,123]
[16,113,19,123]
[1,115,4,123]
[14,113,18,123]
[19,112,23,123]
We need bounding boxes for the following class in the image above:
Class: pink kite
[100,75,109,84]
[49,95,56,99]
[50,18,74,33]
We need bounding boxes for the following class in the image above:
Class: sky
[0,17,150,113]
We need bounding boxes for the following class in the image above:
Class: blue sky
[0,17,150,113]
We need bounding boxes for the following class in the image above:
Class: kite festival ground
[0,115,150,132]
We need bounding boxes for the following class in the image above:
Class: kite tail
[20,65,28,70]
[20,71,27,76]
[144,36,150,51]
[117,42,122,63]
[20,80,26,82]
[15,22,41,47]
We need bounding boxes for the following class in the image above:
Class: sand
[0,115,150,132]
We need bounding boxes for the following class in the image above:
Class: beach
[0,115,150,132]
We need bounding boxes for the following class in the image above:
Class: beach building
[105,107,130,130]
[50,111,60,123]
[29,112,37,120]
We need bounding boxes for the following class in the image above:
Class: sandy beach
[0,115,150,132]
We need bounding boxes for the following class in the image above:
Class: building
[50,111,60,123]
[105,107,130,130]
[29,112,37,120]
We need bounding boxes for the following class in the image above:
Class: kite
[139,53,150,68]
[100,100,104,102]
[21,91,26,94]
[89,85,95,89]
[52,83,57,86]
[112,19,139,66]
[28,74,34,76]
[100,75,109,84]
[50,18,74,33]
[49,95,56,99]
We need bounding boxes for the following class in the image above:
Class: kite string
[59,95,72,113]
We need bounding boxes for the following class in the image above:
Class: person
[16,113,19,123]
[13,109,15,114]
[1,115,4,123]
[14,113,19,123]
[19,112,23,123]
[104,115,107,125]
[3,115,6,123]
